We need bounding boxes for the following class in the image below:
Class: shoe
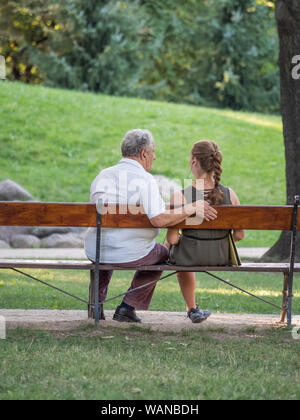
[187,305,211,324]
[113,305,142,323]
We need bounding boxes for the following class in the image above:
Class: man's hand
[183,199,217,225]
[150,199,217,228]
[203,200,218,221]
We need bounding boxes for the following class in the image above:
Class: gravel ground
[1,309,299,332]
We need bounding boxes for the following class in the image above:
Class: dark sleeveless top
[169,184,232,266]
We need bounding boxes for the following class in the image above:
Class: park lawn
[0,268,299,400]
[0,325,299,400]
[0,268,299,315]
[0,81,285,247]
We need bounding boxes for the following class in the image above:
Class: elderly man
[85,129,217,323]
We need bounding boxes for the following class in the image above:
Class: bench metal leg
[287,195,299,327]
[93,212,102,325]
[88,270,95,319]
[280,272,289,323]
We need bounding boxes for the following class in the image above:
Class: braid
[210,148,223,205]
[191,140,223,205]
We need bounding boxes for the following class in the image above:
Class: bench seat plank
[0,259,94,270]
[0,259,299,273]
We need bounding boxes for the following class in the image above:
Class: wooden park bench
[0,199,299,326]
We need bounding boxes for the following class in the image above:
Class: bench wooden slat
[97,263,300,273]
[0,259,94,270]
[0,260,299,273]
[0,202,299,230]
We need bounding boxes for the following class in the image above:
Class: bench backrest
[0,202,299,230]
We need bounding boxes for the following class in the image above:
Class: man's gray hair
[121,129,153,157]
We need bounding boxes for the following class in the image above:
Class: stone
[31,226,86,239]
[79,229,88,239]
[10,234,41,249]
[0,226,34,242]
[41,233,84,248]
[0,240,11,249]
[0,179,33,201]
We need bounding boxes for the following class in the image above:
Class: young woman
[167,140,245,323]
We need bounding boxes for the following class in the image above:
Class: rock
[0,226,34,242]
[32,226,86,239]
[10,234,41,249]
[78,229,88,239]
[0,240,11,249]
[0,179,33,201]
[153,175,182,202]
[41,233,84,248]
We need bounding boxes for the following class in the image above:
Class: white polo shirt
[84,158,166,263]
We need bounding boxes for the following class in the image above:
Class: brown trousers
[98,243,169,310]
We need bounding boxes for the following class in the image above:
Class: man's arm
[150,200,217,228]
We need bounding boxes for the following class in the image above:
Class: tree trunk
[262,0,300,262]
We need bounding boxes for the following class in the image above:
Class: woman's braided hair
[191,140,223,205]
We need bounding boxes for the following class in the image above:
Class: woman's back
[169,184,232,266]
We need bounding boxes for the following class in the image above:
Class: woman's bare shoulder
[228,187,240,205]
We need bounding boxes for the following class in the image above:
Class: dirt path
[1,309,299,332]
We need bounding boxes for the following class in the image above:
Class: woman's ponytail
[191,140,223,205]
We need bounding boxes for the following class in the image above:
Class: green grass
[1,268,300,400]
[0,326,299,400]
[0,81,285,247]
[1,268,299,315]
[1,82,298,401]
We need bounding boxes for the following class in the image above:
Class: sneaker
[113,305,142,323]
[187,306,211,324]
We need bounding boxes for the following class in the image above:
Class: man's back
[84,158,165,263]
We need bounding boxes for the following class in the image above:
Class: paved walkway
[0,247,269,260]
[1,309,299,332]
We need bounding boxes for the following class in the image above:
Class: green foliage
[198,0,280,112]
[35,0,145,95]
[0,0,280,112]
[138,0,280,112]
[0,0,56,83]
[133,0,208,104]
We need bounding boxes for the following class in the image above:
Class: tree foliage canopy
[0,0,280,112]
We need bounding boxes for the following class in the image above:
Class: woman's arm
[229,188,245,242]
[166,228,180,245]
